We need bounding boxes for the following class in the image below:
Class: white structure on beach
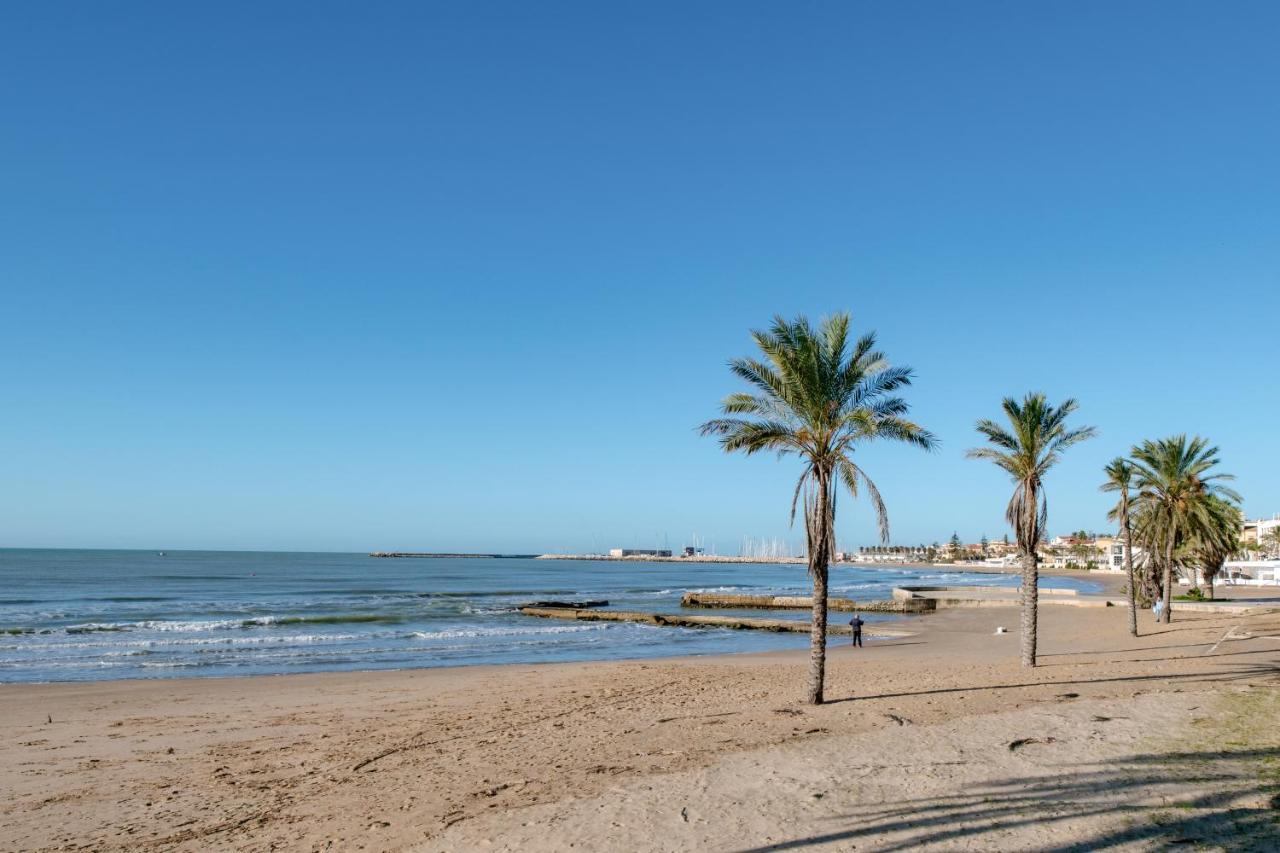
[1220,560,1280,586]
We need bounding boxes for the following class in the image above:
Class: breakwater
[519,606,915,638]
[681,591,934,613]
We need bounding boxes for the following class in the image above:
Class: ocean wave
[65,624,132,634]
[239,614,405,628]
[95,596,174,603]
[1,632,373,652]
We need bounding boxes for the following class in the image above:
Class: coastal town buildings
[848,513,1280,584]
[1242,514,1280,555]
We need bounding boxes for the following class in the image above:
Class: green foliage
[1175,587,1207,601]
[700,313,937,549]
[1129,435,1240,601]
[966,393,1096,556]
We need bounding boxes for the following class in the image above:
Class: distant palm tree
[1101,458,1139,636]
[1130,435,1239,623]
[1189,496,1243,600]
[1264,527,1280,559]
[967,394,1095,667]
[701,313,936,704]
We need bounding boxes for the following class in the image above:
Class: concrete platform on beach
[519,605,916,638]
[681,591,931,613]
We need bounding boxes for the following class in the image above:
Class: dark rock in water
[524,600,608,610]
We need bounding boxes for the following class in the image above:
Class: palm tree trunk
[805,474,832,705]
[1206,573,1215,600]
[807,559,828,705]
[1122,494,1137,637]
[1020,551,1038,667]
[1160,519,1176,624]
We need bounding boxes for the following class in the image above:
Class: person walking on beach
[849,613,864,647]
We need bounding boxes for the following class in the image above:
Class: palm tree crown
[1188,494,1243,598]
[1101,458,1135,507]
[1130,435,1239,620]
[700,313,936,547]
[966,394,1097,558]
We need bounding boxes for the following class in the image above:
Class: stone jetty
[681,591,935,613]
[518,606,915,638]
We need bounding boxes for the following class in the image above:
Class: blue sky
[2,2,1277,553]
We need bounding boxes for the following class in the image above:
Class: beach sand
[3,595,1279,851]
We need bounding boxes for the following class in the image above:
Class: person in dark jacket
[849,613,864,647]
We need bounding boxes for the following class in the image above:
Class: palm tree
[1264,527,1280,559]
[700,313,935,704]
[1130,435,1239,623]
[1187,495,1242,600]
[1101,458,1139,636]
[966,394,1095,667]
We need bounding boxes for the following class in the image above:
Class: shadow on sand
[744,659,1280,851]
[738,743,1280,852]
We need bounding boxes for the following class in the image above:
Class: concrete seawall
[519,607,915,638]
[681,592,934,613]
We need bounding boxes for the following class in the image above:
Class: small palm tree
[1101,458,1139,637]
[1130,435,1239,623]
[701,313,936,704]
[967,394,1095,667]
[1189,496,1243,600]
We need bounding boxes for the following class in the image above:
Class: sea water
[0,550,1097,682]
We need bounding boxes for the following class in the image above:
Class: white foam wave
[410,624,607,641]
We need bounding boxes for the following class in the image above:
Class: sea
[0,550,1098,683]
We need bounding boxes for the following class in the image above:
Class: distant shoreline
[534,553,807,564]
[535,553,1003,571]
[369,552,539,559]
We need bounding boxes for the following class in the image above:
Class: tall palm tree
[966,394,1095,667]
[1101,458,1139,637]
[1130,435,1239,623]
[1187,495,1242,600]
[701,313,935,704]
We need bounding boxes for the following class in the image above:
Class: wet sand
[3,595,1279,851]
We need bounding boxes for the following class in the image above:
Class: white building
[1221,560,1280,586]
[1243,515,1280,557]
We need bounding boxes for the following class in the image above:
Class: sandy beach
[4,590,1279,852]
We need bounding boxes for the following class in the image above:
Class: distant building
[1042,533,1134,572]
[1242,515,1280,555]
[609,548,673,558]
[1221,559,1280,585]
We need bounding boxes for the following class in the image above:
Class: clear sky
[2,2,1277,553]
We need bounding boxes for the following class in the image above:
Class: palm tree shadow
[735,746,1280,852]
[825,661,1280,705]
